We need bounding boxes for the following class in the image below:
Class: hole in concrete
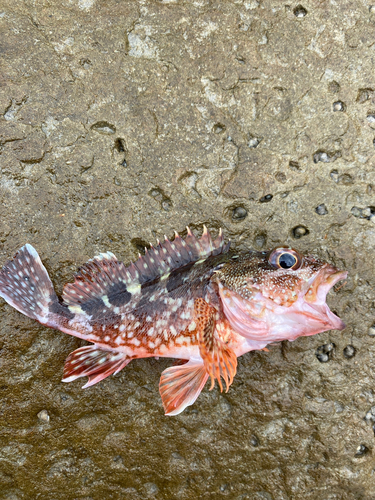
[357,88,373,103]
[213,123,226,134]
[254,232,267,248]
[343,345,356,359]
[355,444,369,457]
[316,342,335,363]
[91,121,116,135]
[328,81,340,93]
[131,238,151,255]
[248,135,262,148]
[293,5,307,17]
[289,160,301,171]
[114,138,126,152]
[333,101,346,112]
[231,206,248,221]
[315,204,328,215]
[259,194,273,203]
[292,225,309,239]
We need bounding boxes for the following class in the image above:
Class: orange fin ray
[62,345,131,388]
[159,360,209,415]
[195,298,237,392]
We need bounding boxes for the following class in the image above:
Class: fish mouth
[302,266,348,332]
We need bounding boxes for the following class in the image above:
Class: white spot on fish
[170,325,177,336]
[102,295,111,307]
[188,321,196,331]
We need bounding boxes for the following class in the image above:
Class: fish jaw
[219,267,347,343]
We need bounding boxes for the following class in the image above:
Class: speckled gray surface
[1,0,375,498]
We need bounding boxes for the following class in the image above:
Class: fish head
[216,247,347,342]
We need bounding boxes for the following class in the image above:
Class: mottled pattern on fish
[0,227,347,415]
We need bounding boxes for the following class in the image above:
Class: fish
[0,227,347,415]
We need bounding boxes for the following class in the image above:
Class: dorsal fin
[62,226,229,313]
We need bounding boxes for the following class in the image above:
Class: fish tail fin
[0,244,60,324]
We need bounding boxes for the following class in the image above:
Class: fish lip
[303,266,347,331]
[305,265,348,298]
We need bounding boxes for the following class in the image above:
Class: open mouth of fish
[300,266,348,332]
[219,265,348,342]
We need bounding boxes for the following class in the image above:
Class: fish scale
[0,227,347,415]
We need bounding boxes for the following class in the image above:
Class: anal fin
[159,360,209,416]
[62,345,131,388]
[195,298,237,392]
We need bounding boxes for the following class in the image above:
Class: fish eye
[268,247,302,270]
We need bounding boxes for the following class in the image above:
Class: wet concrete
[0,0,374,498]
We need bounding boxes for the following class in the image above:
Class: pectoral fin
[195,298,237,392]
[159,360,209,415]
[62,345,131,388]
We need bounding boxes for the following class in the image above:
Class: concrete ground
[0,0,374,498]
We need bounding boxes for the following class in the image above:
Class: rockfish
[0,227,347,415]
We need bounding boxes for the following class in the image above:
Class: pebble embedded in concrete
[293,5,307,17]
[333,101,345,112]
[232,206,248,220]
[343,345,356,359]
[315,204,328,215]
[37,410,50,423]
[292,225,308,238]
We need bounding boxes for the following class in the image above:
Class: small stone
[292,225,308,238]
[91,121,116,135]
[316,343,335,362]
[250,436,259,447]
[343,345,356,359]
[315,204,328,215]
[368,325,375,336]
[248,137,261,148]
[213,123,226,134]
[316,353,329,363]
[330,170,339,182]
[232,206,248,220]
[351,206,362,218]
[357,88,371,103]
[323,342,335,353]
[361,207,372,218]
[333,101,345,112]
[365,406,375,421]
[313,151,329,163]
[355,444,369,457]
[162,200,171,211]
[37,410,50,423]
[367,114,375,123]
[259,194,273,203]
[293,5,307,17]
[143,482,159,496]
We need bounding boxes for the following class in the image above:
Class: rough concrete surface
[0,0,375,498]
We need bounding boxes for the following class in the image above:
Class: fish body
[0,227,347,415]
